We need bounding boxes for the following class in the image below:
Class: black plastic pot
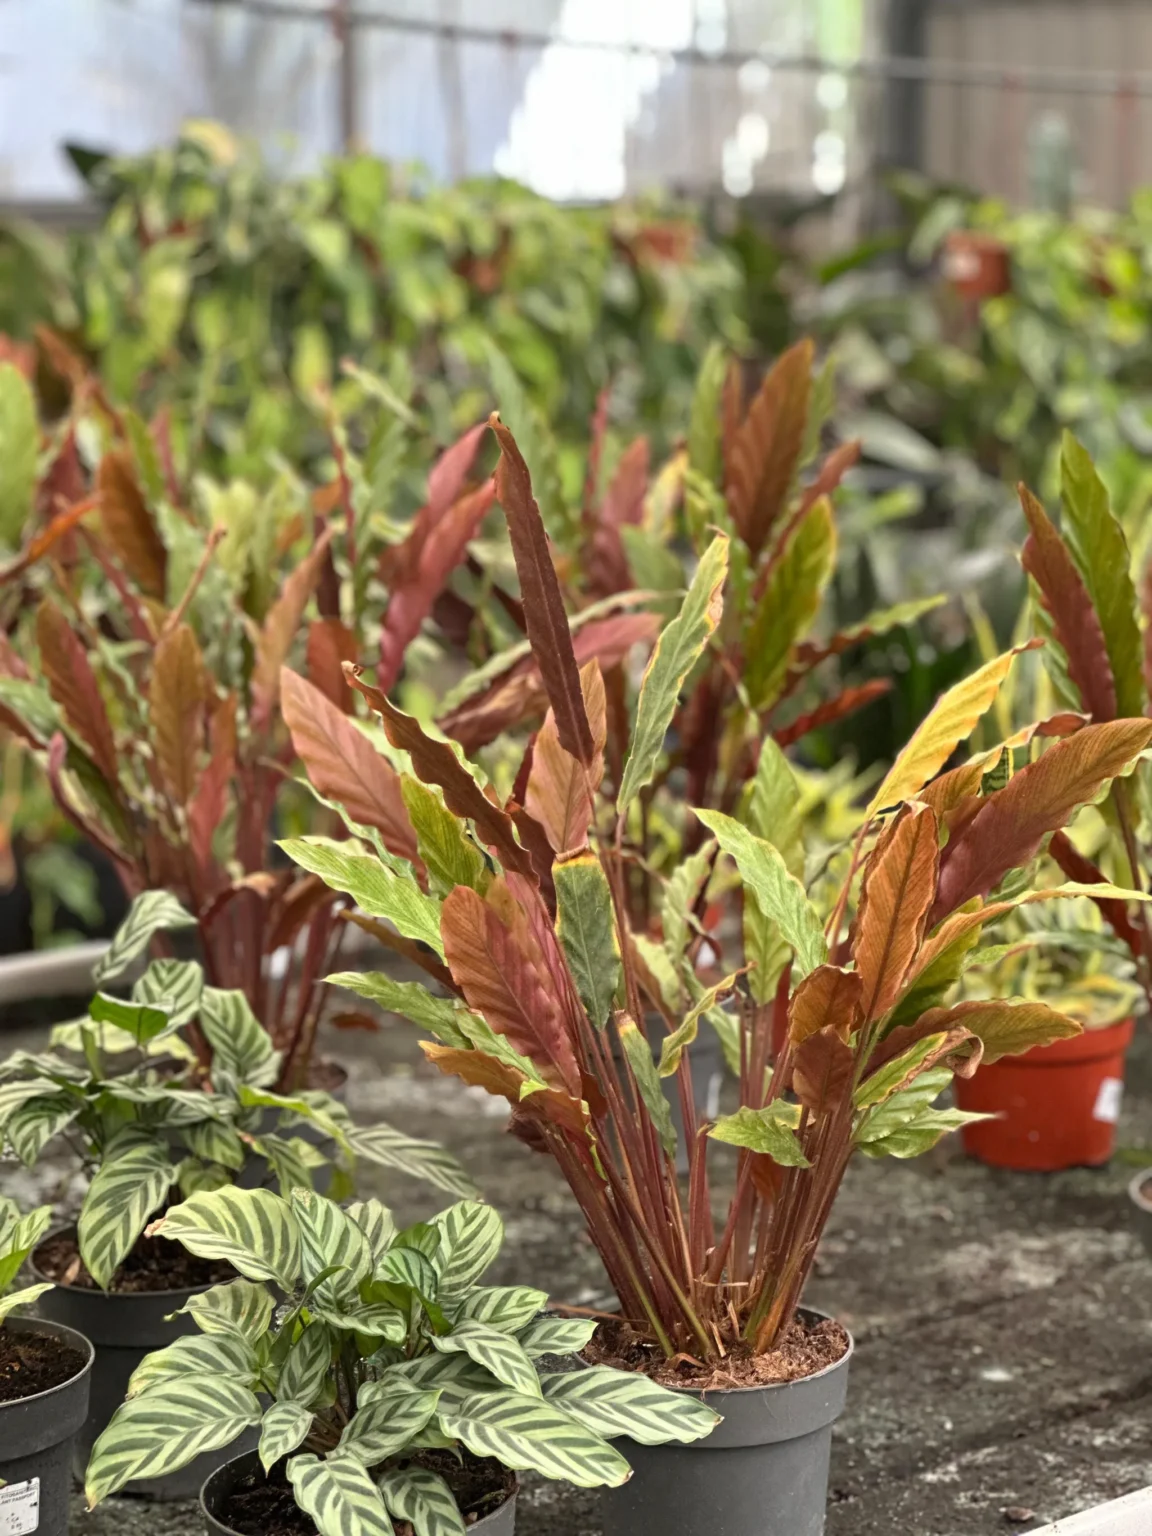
[200,1450,518,1534]
[599,1309,853,1536]
[1128,1168,1152,1257]
[0,1315,93,1536]
[32,1232,256,1499]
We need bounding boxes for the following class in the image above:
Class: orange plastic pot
[941,231,1012,300]
[953,1017,1134,1171]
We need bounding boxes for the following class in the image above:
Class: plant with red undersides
[284,416,1152,1361]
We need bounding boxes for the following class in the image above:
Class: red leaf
[788,964,863,1048]
[440,610,659,753]
[35,599,118,784]
[525,661,607,856]
[440,883,582,1094]
[306,618,358,712]
[772,679,891,749]
[346,664,535,879]
[490,415,594,767]
[792,1025,855,1119]
[330,1010,381,1033]
[586,437,649,598]
[96,448,167,599]
[421,1040,588,1136]
[1019,484,1117,721]
[379,479,496,691]
[282,668,419,868]
[854,802,940,1022]
[187,694,236,887]
[932,719,1152,922]
[380,424,487,589]
[250,525,334,734]
[150,623,207,805]
[725,340,813,558]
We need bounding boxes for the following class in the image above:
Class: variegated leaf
[439,1390,630,1488]
[85,1375,262,1506]
[346,1124,479,1200]
[345,1199,396,1271]
[338,1381,441,1463]
[431,1319,540,1398]
[79,1140,174,1289]
[454,1286,547,1333]
[132,959,205,1028]
[279,1322,333,1408]
[4,1094,80,1164]
[149,1186,301,1289]
[516,1316,598,1358]
[200,986,281,1089]
[432,1202,503,1302]
[290,1187,372,1307]
[126,1332,257,1398]
[379,1467,467,1536]
[183,1118,245,1172]
[542,1366,720,1445]
[93,891,196,986]
[287,1451,396,1536]
[0,1282,54,1322]
[259,1400,314,1472]
[168,1277,275,1340]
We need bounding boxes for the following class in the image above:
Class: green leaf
[126,1332,257,1398]
[516,1315,598,1358]
[619,534,729,818]
[542,1366,720,1445]
[287,1451,396,1536]
[746,498,835,709]
[1060,433,1144,717]
[693,809,826,979]
[290,1187,372,1308]
[168,1277,275,1340]
[0,1282,54,1322]
[150,1187,301,1289]
[0,362,38,550]
[431,1318,541,1398]
[346,1124,479,1200]
[708,1103,809,1166]
[439,1390,630,1488]
[661,841,715,969]
[0,677,60,743]
[325,972,472,1047]
[858,1098,988,1159]
[259,1400,314,1473]
[89,991,174,1046]
[85,1375,263,1505]
[184,1118,246,1172]
[132,959,205,1028]
[79,1140,174,1289]
[0,1202,52,1289]
[432,1202,503,1302]
[339,1381,441,1463]
[618,1019,677,1160]
[93,892,197,987]
[687,341,727,486]
[200,986,281,1089]
[401,776,488,895]
[279,1322,334,1408]
[854,1033,949,1109]
[281,838,443,954]
[253,1134,322,1198]
[379,1467,467,1536]
[454,1286,548,1332]
[746,738,804,871]
[553,854,620,1030]
[657,973,739,1077]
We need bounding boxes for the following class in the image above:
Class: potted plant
[281,418,1152,1535]
[954,892,1143,1169]
[0,1197,93,1536]
[84,1185,717,1533]
[0,891,474,1497]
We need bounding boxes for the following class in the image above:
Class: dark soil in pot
[0,1316,93,1536]
[589,1307,853,1536]
[203,1449,517,1535]
[32,1226,254,1500]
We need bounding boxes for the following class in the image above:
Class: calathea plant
[84,1187,717,1529]
[0,1197,54,1321]
[0,893,475,1290]
[283,419,1152,1362]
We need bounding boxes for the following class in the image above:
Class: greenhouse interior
[3,3,1152,1535]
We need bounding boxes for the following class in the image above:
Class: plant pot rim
[1127,1167,1152,1214]
[199,1449,519,1534]
[31,1225,222,1302]
[1,1313,95,1409]
[583,1304,854,1400]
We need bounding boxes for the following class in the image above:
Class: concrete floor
[4,1006,1151,1536]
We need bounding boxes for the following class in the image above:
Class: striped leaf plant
[0,1196,54,1322]
[85,1186,718,1534]
[0,898,474,1290]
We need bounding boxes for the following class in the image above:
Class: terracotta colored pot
[941,231,1012,300]
[954,1017,1134,1171]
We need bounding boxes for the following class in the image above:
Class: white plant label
[0,1477,40,1535]
[1093,1077,1123,1125]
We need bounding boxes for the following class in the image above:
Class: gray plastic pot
[1128,1168,1152,1257]
[0,1315,93,1536]
[32,1231,256,1499]
[200,1450,518,1534]
[599,1309,853,1536]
